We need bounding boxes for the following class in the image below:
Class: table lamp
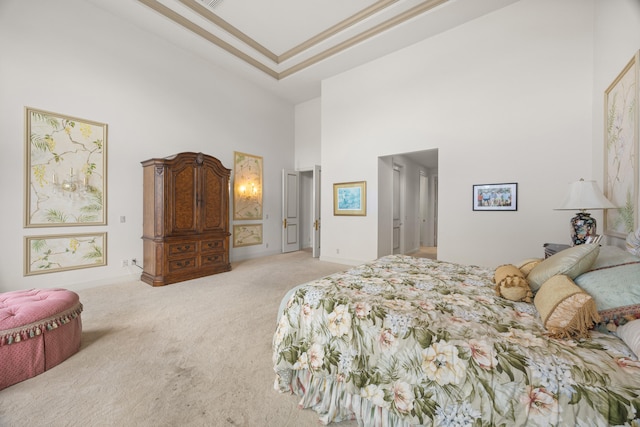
[556,179,615,246]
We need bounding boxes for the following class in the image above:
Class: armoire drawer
[201,253,227,267]
[167,242,197,257]
[201,239,225,253]
[168,257,197,272]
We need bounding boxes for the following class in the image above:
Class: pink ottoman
[0,288,83,390]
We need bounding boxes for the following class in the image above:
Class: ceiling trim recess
[137,0,450,80]
[179,0,400,63]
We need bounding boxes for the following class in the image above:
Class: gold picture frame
[25,232,107,276]
[233,151,263,220]
[333,181,367,216]
[25,107,107,227]
[604,51,639,237]
[233,224,263,247]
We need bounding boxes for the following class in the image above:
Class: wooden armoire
[141,152,231,286]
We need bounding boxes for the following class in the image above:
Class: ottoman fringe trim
[0,302,83,346]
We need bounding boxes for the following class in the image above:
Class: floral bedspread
[273,255,640,426]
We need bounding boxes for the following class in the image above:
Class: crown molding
[137,0,449,80]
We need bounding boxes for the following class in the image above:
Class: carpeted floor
[407,246,437,259]
[0,251,360,427]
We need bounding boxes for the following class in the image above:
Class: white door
[282,169,300,253]
[312,166,321,258]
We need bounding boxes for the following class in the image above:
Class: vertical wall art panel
[604,51,639,237]
[233,151,263,220]
[25,107,107,227]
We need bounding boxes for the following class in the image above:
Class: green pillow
[527,244,600,292]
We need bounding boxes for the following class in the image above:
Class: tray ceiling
[87,0,519,103]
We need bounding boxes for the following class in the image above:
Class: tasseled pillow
[534,274,600,339]
[494,264,533,303]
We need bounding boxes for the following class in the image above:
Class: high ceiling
[87,0,519,104]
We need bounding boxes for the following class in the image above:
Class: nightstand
[543,243,571,258]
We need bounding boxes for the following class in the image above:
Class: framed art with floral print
[233,224,263,247]
[233,151,263,220]
[25,107,107,227]
[604,51,639,238]
[24,232,107,276]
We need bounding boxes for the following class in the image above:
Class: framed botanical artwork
[25,107,107,227]
[24,232,107,276]
[233,151,263,220]
[333,181,366,216]
[473,183,517,211]
[604,51,639,237]
[233,224,263,247]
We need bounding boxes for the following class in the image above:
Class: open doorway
[282,166,321,258]
[378,149,438,259]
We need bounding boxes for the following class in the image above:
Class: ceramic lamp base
[570,211,596,246]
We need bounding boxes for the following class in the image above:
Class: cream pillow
[515,258,542,276]
[616,319,640,357]
[534,274,600,339]
[527,244,600,292]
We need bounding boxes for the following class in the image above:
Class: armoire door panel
[201,167,225,232]
[171,165,197,233]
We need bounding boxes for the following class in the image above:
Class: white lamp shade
[556,179,616,210]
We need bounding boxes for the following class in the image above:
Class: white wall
[0,0,294,292]
[294,98,322,170]
[320,0,598,267]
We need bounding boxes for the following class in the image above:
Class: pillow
[587,245,639,270]
[573,247,640,312]
[527,244,600,292]
[534,274,600,339]
[515,258,542,276]
[494,264,532,303]
[616,319,640,357]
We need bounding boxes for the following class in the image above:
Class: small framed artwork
[333,181,366,216]
[25,107,107,227]
[473,183,517,211]
[233,224,263,247]
[25,232,107,276]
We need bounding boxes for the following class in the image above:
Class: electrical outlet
[131,258,137,266]
[121,259,129,267]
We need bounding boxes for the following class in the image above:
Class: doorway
[281,166,321,257]
[378,149,438,258]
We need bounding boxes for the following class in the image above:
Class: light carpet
[0,251,360,427]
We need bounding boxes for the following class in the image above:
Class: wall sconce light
[237,182,260,199]
[555,178,616,246]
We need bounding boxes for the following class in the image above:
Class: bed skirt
[275,368,410,427]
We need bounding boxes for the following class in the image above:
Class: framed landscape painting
[25,107,107,227]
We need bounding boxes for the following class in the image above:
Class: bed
[272,244,640,426]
